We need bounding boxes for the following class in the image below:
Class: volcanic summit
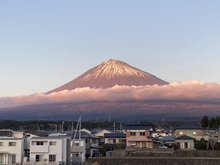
[48,59,168,93]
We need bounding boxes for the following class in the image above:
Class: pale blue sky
[1,1,220,97]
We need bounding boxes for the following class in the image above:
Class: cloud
[1,80,220,108]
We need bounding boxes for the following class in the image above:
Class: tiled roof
[176,135,195,140]
[104,133,126,138]
[175,124,202,130]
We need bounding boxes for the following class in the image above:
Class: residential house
[94,129,112,144]
[70,131,100,158]
[29,136,70,164]
[70,139,86,164]
[0,129,25,165]
[24,132,39,161]
[175,135,195,150]
[175,124,206,141]
[104,133,126,145]
[126,124,154,148]
[154,136,176,148]
[103,133,126,156]
[151,128,169,138]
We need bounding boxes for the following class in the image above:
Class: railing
[30,145,49,153]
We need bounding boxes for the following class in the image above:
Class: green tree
[200,115,209,129]
[215,116,220,129]
[209,117,216,129]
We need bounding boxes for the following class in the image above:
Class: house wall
[30,138,68,163]
[151,132,167,137]
[176,139,195,150]
[0,138,24,164]
[70,139,86,163]
[104,138,126,144]
[175,129,204,141]
[126,130,152,148]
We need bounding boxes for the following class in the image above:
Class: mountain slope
[0,100,220,121]
[48,59,168,93]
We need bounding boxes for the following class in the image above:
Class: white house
[95,129,112,138]
[70,139,86,164]
[151,129,168,138]
[29,136,70,164]
[0,130,25,165]
[104,133,126,144]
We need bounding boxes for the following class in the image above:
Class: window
[74,142,79,146]
[49,155,56,162]
[8,155,16,164]
[36,141,44,145]
[193,132,197,135]
[140,132,145,136]
[9,142,16,146]
[92,139,97,144]
[0,154,4,164]
[73,153,79,157]
[178,131,186,135]
[49,141,57,146]
[0,142,3,146]
[130,132,136,136]
[36,155,43,162]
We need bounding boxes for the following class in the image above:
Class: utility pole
[61,121,64,135]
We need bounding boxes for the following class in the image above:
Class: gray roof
[0,137,23,140]
[175,124,202,130]
[0,130,13,137]
[68,131,99,139]
[31,136,70,140]
[176,135,195,140]
[104,133,126,139]
[158,136,175,142]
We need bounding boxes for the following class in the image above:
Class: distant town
[0,115,220,165]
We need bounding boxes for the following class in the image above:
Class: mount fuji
[1,59,220,121]
[48,59,168,93]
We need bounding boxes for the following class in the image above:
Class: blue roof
[159,136,175,142]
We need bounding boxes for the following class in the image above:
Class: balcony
[71,146,84,153]
[31,145,49,153]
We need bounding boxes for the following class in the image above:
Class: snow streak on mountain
[48,59,168,93]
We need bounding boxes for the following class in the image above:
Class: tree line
[200,115,220,129]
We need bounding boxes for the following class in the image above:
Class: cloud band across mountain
[1,80,220,108]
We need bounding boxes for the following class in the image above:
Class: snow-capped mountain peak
[47,59,168,93]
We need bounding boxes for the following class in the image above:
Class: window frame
[49,155,56,162]
[9,142,16,147]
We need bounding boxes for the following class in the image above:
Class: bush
[195,140,207,150]
[214,142,220,150]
